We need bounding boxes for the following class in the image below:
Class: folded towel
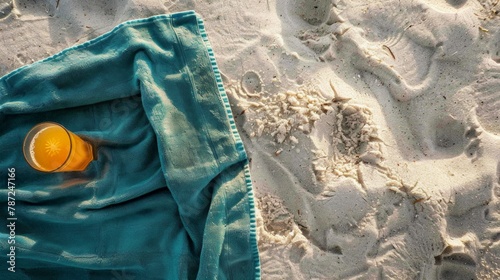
[0,11,260,279]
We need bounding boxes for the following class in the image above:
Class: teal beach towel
[0,11,260,279]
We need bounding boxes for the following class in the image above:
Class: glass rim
[23,122,73,173]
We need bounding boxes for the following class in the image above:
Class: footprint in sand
[15,53,30,65]
[241,70,263,94]
[438,174,500,279]
[289,0,332,26]
[444,0,469,8]
[471,28,500,136]
[280,0,490,159]
[437,253,477,280]
[472,66,500,137]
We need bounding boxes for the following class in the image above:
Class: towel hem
[195,14,262,280]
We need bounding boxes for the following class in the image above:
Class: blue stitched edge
[196,13,262,280]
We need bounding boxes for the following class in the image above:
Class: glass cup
[23,122,94,172]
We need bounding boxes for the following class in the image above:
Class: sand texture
[1,0,500,279]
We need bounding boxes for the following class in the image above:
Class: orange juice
[23,123,94,172]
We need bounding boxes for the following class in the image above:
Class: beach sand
[1,0,500,279]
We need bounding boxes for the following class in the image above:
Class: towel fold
[0,11,260,280]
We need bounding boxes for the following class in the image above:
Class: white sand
[2,0,500,279]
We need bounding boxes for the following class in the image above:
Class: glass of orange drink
[23,122,94,172]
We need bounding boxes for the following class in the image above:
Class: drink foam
[29,127,50,168]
